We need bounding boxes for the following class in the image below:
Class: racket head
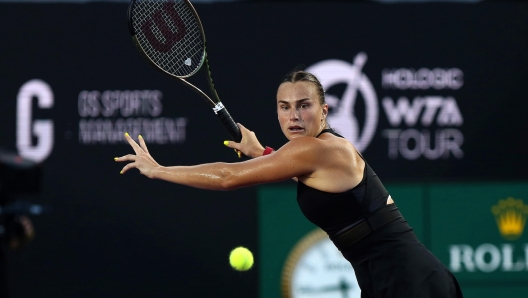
[128,0,206,78]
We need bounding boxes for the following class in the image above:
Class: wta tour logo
[308,53,465,160]
[306,53,378,152]
[381,67,464,160]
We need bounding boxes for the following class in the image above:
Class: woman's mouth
[288,126,304,132]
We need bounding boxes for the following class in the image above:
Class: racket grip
[216,108,242,142]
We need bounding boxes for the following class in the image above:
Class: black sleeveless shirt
[296,129,390,237]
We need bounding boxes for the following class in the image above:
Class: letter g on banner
[16,79,54,163]
[306,53,378,152]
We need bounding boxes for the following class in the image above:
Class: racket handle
[216,108,242,142]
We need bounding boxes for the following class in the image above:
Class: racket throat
[212,102,225,114]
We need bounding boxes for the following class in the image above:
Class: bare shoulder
[282,134,353,153]
[315,133,358,160]
[277,135,351,164]
[280,135,358,163]
[295,134,365,193]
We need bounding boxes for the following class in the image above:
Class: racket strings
[132,0,205,77]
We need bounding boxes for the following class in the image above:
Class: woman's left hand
[224,123,265,158]
[115,133,161,178]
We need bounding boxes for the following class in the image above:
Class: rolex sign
[428,183,528,285]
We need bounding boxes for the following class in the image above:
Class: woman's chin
[285,130,307,139]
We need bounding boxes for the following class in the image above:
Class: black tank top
[296,129,390,237]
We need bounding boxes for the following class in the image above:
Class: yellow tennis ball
[229,246,254,271]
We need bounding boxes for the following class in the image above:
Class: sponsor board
[307,53,464,161]
[12,79,188,163]
[430,183,528,281]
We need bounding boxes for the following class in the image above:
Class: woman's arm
[116,133,324,190]
[223,124,298,181]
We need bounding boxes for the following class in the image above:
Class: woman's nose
[289,108,299,120]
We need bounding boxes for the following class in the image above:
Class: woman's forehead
[277,81,316,101]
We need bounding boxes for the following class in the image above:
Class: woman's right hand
[116,133,161,178]
[224,123,265,158]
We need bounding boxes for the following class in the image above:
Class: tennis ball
[229,246,254,271]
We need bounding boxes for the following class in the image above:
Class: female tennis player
[116,71,463,297]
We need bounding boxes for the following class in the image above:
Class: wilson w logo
[141,2,186,53]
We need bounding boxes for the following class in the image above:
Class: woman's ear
[322,104,329,117]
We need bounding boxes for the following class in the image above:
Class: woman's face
[276,81,328,140]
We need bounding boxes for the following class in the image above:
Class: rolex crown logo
[491,197,528,240]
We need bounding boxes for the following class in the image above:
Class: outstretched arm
[115,133,323,190]
[223,124,297,179]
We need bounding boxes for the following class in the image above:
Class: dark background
[0,1,527,297]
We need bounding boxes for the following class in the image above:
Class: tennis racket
[127,0,241,142]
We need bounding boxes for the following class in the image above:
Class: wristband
[263,146,274,156]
